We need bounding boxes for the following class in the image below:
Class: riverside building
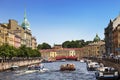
[82,34,105,57]
[0,10,37,49]
[105,15,120,56]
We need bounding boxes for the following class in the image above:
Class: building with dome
[0,10,37,49]
[93,34,101,42]
[105,15,120,56]
[82,34,105,57]
[39,34,105,60]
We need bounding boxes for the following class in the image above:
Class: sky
[0,0,120,46]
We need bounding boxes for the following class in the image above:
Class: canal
[0,61,96,80]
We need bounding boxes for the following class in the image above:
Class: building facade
[40,48,80,60]
[40,34,105,60]
[112,24,120,55]
[105,15,120,56]
[32,37,37,49]
[0,10,37,49]
[82,34,105,57]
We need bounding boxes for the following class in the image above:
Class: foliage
[62,40,93,48]
[0,44,41,60]
[37,42,51,49]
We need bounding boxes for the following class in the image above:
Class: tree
[8,46,17,59]
[37,43,51,49]
[0,44,17,61]
[32,49,41,57]
[18,45,41,58]
[18,45,29,58]
[62,39,93,48]
[62,41,71,48]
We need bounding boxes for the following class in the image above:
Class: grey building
[105,15,120,55]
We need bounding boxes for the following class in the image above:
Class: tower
[21,9,30,30]
[21,9,32,47]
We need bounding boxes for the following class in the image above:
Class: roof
[112,15,120,29]
[93,34,100,42]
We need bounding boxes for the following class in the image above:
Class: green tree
[62,41,71,48]
[0,44,17,61]
[37,43,51,49]
[8,46,17,59]
[18,45,28,58]
[62,39,93,48]
[32,49,41,57]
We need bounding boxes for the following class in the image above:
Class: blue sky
[0,0,120,46]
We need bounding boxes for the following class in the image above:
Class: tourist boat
[80,59,85,63]
[95,67,119,80]
[86,60,92,64]
[61,59,66,62]
[87,62,100,71]
[10,65,19,70]
[80,60,84,63]
[24,64,49,74]
[24,68,49,74]
[60,63,75,71]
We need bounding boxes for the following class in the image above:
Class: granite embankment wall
[0,59,42,71]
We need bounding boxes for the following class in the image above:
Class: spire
[24,8,27,19]
[21,9,30,30]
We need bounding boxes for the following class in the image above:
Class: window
[97,51,99,53]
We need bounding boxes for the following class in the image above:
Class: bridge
[55,56,78,60]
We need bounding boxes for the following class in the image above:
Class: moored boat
[87,62,100,71]
[95,67,119,80]
[80,59,85,63]
[10,65,19,70]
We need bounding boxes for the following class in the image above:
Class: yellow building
[7,32,15,46]
[0,24,9,45]
[32,37,37,49]
[87,41,105,57]
[50,51,57,58]
[0,10,37,49]
[14,35,21,48]
[82,34,105,57]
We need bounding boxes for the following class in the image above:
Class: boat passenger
[40,63,44,70]
[99,63,104,67]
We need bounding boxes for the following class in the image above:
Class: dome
[21,19,30,29]
[93,34,100,42]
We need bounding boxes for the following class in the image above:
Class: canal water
[0,61,96,80]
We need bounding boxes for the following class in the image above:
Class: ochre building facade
[0,11,37,49]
